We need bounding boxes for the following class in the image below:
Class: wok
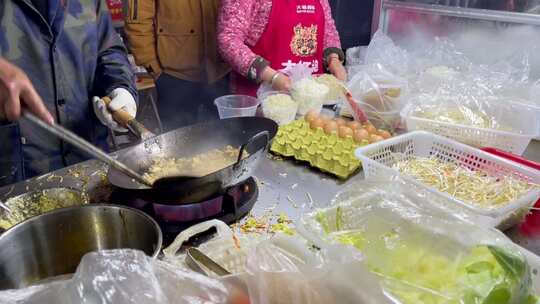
[108,116,278,204]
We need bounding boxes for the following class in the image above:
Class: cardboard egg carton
[270,120,366,179]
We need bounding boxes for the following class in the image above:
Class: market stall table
[0,139,539,250]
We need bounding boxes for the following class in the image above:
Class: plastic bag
[364,30,409,77]
[348,64,407,113]
[346,64,407,130]
[0,249,232,304]
[163,219,261,275]
[239,234,392,304]
[299,178,536,304]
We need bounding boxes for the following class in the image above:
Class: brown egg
[334,117,348,127]
[305,110,319,124]
[353,129,369,143]
[369,134,384,143]
[338,126,354,138]
[319,116,331,126]
[365,124,377,134]
[378,130,392,139]
[346,120,362,130]
[310,118,325,130]
[324,121,339,135]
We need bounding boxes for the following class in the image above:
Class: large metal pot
[0,205,162,290]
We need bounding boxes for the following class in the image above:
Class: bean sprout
[393,156,536,209]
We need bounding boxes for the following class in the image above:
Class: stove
[110,177,258,244]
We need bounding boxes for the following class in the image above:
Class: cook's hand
[0,58,54,124]
[260,67,292,92]
[328,58,347,82]
[93,88,137,132]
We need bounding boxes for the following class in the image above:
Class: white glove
[93,88,137,133]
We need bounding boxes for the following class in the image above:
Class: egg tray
[270,120,367,179]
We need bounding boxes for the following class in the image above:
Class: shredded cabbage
[316,74,344,103]
[261,93,298,125]
[337,229,532,304]
[315,210,537,304]
[291,78,329,115]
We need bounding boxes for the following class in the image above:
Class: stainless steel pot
[0,204,162,290]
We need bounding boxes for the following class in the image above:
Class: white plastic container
[259,91,298,126]
[401,101,540,155]
[214,95,260,119]
[355,131,540,228]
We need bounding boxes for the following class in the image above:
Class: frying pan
[107,116,278,204]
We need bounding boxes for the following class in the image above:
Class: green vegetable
[315,213,534,304]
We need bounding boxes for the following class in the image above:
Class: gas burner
[110,177,258,245]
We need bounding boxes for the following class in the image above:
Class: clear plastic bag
[364,30,409,77]
[299,178,536,304]
[346,64,407,130]
[239,234,392,304]
[0,249,232,304]
[348,64,407,113]
[163,219,261,275]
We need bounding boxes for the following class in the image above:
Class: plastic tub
[214,95,260,119]
[259,91,298,126]
[355,131,540,229]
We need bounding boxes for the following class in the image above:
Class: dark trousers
[155,74,230,132]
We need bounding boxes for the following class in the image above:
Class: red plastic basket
[481,147,540,235]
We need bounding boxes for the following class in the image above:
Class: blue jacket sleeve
[93,0,138,101]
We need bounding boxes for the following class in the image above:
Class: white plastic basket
[401,101,540,155]
[355,131,540,228]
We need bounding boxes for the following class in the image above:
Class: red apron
[232,0,326,97]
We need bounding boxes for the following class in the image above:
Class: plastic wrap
[299,179,537,304]
[346,64,406,130]
[0,249,232,304]
[401,33,540,138]
[163,219,261,275]
[239,234,392,304]
[364,30,409,77]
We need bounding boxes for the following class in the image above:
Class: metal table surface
[0,139,539,252]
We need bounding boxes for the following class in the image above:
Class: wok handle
[102,97,155,140]
[236,131,270,166]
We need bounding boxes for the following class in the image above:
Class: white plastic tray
[355,131,540,228]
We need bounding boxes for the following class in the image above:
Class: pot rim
[0,203,163,258]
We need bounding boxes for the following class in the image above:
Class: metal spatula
[22,112,153,187]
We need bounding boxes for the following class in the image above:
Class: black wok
[107,117,278,204]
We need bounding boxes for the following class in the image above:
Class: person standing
[0,0,137,187]
[124,0,230,131]
[218,0,347,97]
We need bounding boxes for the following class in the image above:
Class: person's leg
[198,74,231,122]
[155,74,199,131]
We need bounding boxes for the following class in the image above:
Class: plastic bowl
[214,95,260,119]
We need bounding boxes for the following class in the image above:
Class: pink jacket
[217,0,342,77]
